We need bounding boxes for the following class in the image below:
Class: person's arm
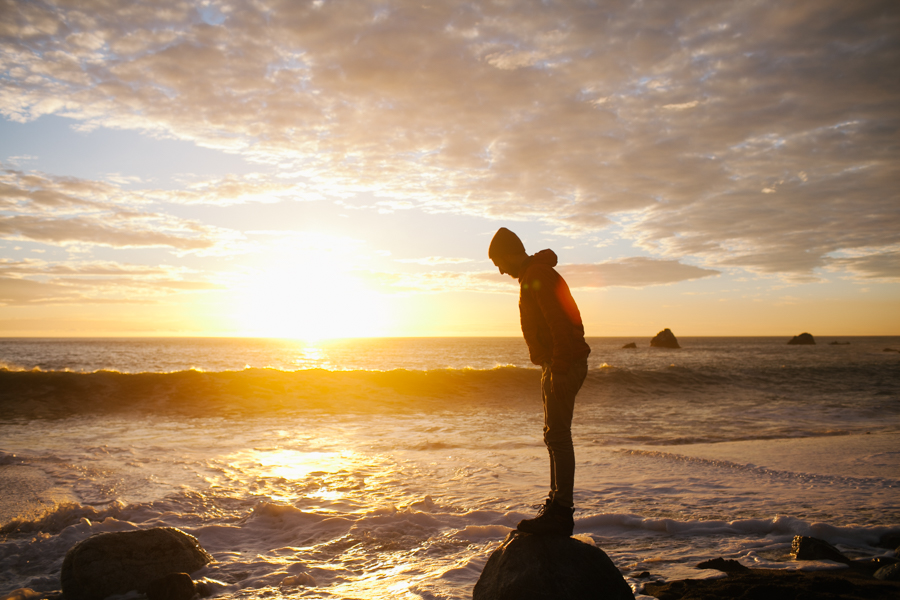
[531,264,581,395]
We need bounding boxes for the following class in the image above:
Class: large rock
[473,531,634,600]
[61,527,213,600]
[875,562,900,581]
[790,535,850,564]
[787,332,816,345]
[650,328,680,349]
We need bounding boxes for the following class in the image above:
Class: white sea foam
[1,337,898,598]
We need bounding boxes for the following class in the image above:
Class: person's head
[489,227,527,278]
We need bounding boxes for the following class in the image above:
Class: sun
[233,236,389,340]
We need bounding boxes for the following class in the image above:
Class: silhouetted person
[489,227,590,536]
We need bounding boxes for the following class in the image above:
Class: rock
[697,557,750,573]
[877,531,900,550]
[644,569,900,600]
[875,562,900,581]
[622,342,637,349]
[649,328,680,349]
[828,341,851,345]
[855,556,900,573]
[883,348,900,353]
[473,531,633,600]
[60,527,213,600]
[787,332,816,345]
[790,535,850,564]
[146,573,195,600]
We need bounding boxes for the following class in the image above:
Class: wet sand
[0,465,74,531]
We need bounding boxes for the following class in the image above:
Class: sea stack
[650,328,680,349]
[787,333,816,345]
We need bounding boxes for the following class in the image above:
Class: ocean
[1,336,899,599]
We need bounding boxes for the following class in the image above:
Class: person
[488,227,591,536]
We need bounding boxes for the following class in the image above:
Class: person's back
[489,227,590,536]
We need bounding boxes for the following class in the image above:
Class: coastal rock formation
[787,332,816,345]
[61,527,213,600]
[650,328,680,349]
[473,531,634,600]
[880,532,900,550]
[644,568,900,599]
[875,563,900,581]
[790,535,850,564]
[697,557,750,573]
[146,572,197,600]
[622,342,637,349]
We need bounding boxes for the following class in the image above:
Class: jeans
[541,358,588,508]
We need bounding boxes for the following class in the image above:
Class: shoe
[516,499,574,536]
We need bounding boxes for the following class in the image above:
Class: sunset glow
[235,259,389,340]
[1,1,898,337]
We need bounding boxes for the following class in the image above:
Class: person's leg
[540,363,557,501]
[518,359,587,535]
[543,359,587,508]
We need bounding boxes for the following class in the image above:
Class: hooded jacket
[517,249,591,372]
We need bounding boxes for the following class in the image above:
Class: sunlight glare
[235,235,389,340]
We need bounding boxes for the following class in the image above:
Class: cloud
[0,276,74,304]
[360,256,717,294]
[0,167,237,251]
[395,256,474,266]
[1,1,898,277]
[0,258,223,305]
[827,250,900,281]
[560,258,719,288]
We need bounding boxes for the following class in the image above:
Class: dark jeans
[541,358,588,508]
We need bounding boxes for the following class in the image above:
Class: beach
[1,336,899,598]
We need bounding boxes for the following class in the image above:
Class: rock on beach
[61,527,213,600]
[473,531,634,600]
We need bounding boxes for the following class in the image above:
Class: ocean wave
[0,500,126,537]
[0,367,542,418]
[2,362,897,419]
[579,513,900,550]
[617,449,900,489]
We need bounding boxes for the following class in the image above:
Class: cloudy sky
[1,0,898,337]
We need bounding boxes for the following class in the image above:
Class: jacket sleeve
[531,264,582,374]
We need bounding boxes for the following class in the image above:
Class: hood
[531,248,558,267]
[518,249,558,283]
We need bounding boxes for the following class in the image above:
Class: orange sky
[1,1,898,338]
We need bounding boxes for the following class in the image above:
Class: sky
[1,0,898,338]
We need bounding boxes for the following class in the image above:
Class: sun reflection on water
[251,449,347,479]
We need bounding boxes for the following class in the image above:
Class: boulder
[146,573,196,600]
[787,333,816,345]
[649,329,680,349]
[61,527,213,600]
[790,535,850,564]
[473,531,634,600]
[874,562,900,581]
[621,343,637,349]
[875,531,900,551]
[697,557,750,573]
